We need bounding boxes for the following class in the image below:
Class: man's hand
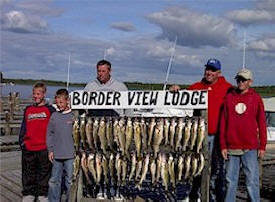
[221,149,228,160]
[169,85,181,92]
[48,152,54,163]
[258,150,265,159]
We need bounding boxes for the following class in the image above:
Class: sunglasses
[236,77,248,83]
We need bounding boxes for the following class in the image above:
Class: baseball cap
[205,58,221,70]
[235,68,253,80]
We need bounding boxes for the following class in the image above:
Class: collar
[96,77,113,86]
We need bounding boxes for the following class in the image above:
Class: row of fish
[73,151,205,192]
[73,116,206,157]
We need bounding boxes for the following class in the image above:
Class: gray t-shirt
[84,77,130,116]
[46,110,75,159]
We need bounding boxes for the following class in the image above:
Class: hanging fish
[72,154,80,181]
[81,152,92,185]
[128,152,137,182]
[168,154,176,189]
[195,153,205,177]
[85,117,94,150]
[152,118,164,157]
[92,118,99,149]
[140,117,147,151]
[161,153,169,191]
[133,119,142,158]
[196,118,206,153]
[177,155,184,182]
[147,118,156,147]
[164,118,170,145]
[156,152,162,184]
[169,117,177,148]
[106,117,114,151]
[125,117,133,158]
[191,154,198,177]
[109,153,115,184]
[79,115,86,149]
[137,154,150,190]
[73,119,80,150]
[118,118,126,156]
[190,118,198,150]
[184,154,191,179]
[150,156,157,185]
[95,153,102,185]
[175,117,185,152]
[87,153,97,183]
[183,119,192,151]
[98,117,108,155]
[135,158,143,182]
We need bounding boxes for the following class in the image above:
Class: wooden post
[200,109,209,202]
[4,111,11,136]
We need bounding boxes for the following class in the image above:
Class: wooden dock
[0,135,274,201]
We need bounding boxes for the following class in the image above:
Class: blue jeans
[225,150,260,202]
[48,158,74,202]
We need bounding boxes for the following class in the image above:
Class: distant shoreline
[2,78,275,97]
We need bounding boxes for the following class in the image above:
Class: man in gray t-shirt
[84,59,128,116]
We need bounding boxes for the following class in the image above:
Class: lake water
[1,84,82,99]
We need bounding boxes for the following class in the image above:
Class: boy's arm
[46,115,55,153]
[19,107,28,150]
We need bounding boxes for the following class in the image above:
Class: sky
[1,0,275,86]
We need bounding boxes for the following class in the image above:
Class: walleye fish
[133,119,142,158]
[113,118,119,146]
[175,118,185,152]
[106,117,114,151]
[169,117,177,148]
[156,152,162,183]
[95,153,102,185]
[196,118,206,153]
[102,155,109,185]
[121,159,127,186]
[93,118,99,149]
[164,118,170,145]
[161,153,169,191]
[191,154,198,177]
[81,152,91,184]
[118,118,126,156]
[140,117,147,151]
[87,153,97,182]
[109,153,115,184]
[115,153,122,186]
[137,154,150,190]
[125,118,133,158]
[177,155,184,182]
[183,119,192,151]
[184,154,191,179]
[153,119,164,157]
[85,117,94,150]
[190,118,198,150]
[147,118,156,147]
[168,154,176,189]
[135,158,143,182]
[128,152,137,182]
[98,117,108,155]
[195,153,205,177]
[150,157,157,184]
[73,119,80,150]
[80,116,86,149]
[72,154,80,180]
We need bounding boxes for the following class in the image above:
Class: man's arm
[46,115,55,160]
[19,107,28,150]
[257,96,267,158]
[219,100,228,159]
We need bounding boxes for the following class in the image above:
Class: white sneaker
[37,196,48,202]
[22,195,35,202]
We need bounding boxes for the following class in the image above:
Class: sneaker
[37,196,48,202]
[22,195,35,202]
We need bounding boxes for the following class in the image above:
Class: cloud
[147,7,235,48]
[226,0,275,26]
[1,10,49,34]
[226,9,274,26]
[111,22,136,32]
[247,35,275,58]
